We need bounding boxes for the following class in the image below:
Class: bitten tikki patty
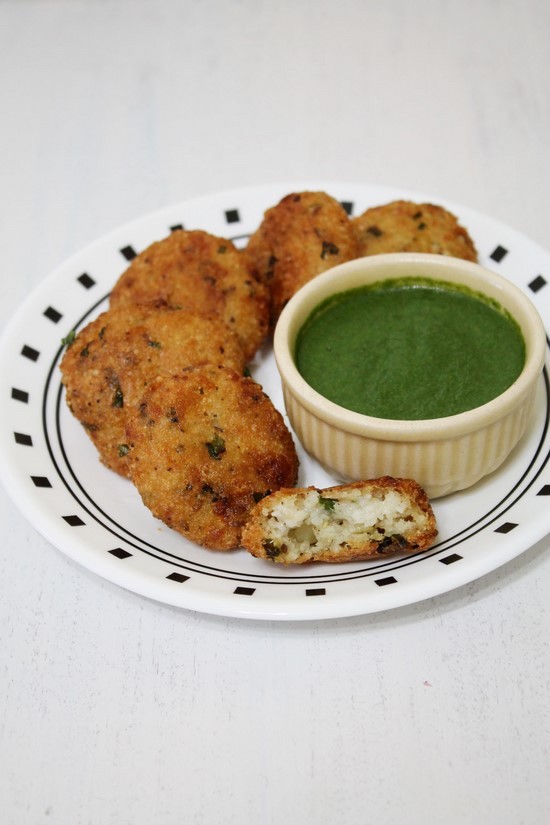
[241,477,437,564]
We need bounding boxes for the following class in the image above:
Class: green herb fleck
[266,254,277,280]
[243,365,251,378]
[112,385,124,408]
[147,340,161,348]
[118,444,130,457]
[253,490,271,503]
[377,534,408,554]
[319,495,337,511]
[366,225,383,237]
[202,483,220,502]
[217,244,227,254]
[80,345,90,357]
[61,330,76,348]
[206,433,225,459]
[262,540,280,559]
[321,240,340,259]
[98,326,106,340]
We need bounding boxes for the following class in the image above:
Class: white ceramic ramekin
[274,253,546,498]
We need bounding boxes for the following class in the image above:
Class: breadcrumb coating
[60,305,246,476]
[247,191,359,326]
[124,367,299,550]
[110,229,270,360]
[352,200,477,261]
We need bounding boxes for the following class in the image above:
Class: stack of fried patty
[61,192,470,557]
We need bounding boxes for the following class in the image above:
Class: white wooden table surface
[1,2,549,823]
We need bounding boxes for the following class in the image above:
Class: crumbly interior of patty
[257,487,430,563]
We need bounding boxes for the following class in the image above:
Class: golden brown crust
[352,200,478,261]
[246,191,360,326]
[241,477,437,564]
[124,367,299,550]
[60,305,247,476]
[109,229,270,360]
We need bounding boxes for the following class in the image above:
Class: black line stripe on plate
[77,273,96,289]
[11,388,29,403]
[21,345,39,361]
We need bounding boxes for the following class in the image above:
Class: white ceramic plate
[1,181,549,620]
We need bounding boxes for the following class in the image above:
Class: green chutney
[294,277,526,420]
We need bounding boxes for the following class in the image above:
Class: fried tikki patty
[109,229,269,360]
[246,191,359,325]
[124,367,299,550]
[241,477,437,564]
[352,200,478,261]
[60,305,246,477]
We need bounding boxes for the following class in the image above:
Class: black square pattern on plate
[375,576,397,587]
[21,345,39,362]
[109,548,132,559]
[340,201,354,215]
[170,223,184,232]
[494,522,518,534]
[166,572,189,583]
[490,245,508,262]
[306,588,326,597]
[77,273,96,289]
[440,553,463,565]
[63,515,85,526]
[31,476,52,488]
[528,274,547,293]
[538,485,550,496]
[14,432,33,446]
[120,245,137,261]
[11,388,29,403]
[225,209,240,224]
[234,586,255,596]
[43,306,62,323]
